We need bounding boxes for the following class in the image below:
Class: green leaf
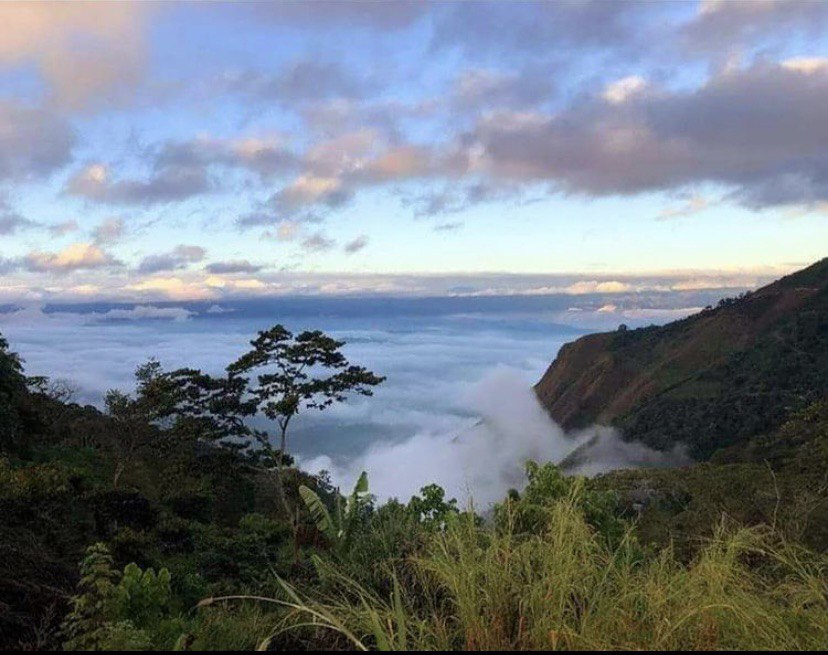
[353,470,369,496]
[298,485,336,541]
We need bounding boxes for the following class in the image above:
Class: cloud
[404,181,520,218]
[0,300,643,508]
[223,59,373,105]
[0,207,38,235]
[0,101,74,180]
[602,75,648,104]
[299,97,437,138]
[25,243,116,272]
[657,194,711,220]
[0,2,152,110]
[93,305,194,322]
[0,265,786,305]
[343,235,368,254]
[273,175,351,212]
[262,220,301,242]
[154,136,298,179]
[65,162,211,206]
[48,220,80,237]
[432,1,666,60]
[92,217,126,244]
[267,131,456,215]
[245,1,429,30]
[0,258,20,275]
[125,276,216,301]
[453,67,556,110]
[204,260,262,275]
[466,61,828,209]
[682,0,828,55]
[563,281,633,295]
[302,233,336,253]
[303,368,688,506]
[137,245,206,274]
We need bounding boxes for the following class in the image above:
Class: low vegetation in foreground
[1,323,826,650]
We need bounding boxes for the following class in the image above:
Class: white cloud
[25,243,115,272]
[126,276,217,300]
[602,75,648,104]
[781,57,828,75]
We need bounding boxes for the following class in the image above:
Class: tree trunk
[113,460,125,489]
[271,425,301,566]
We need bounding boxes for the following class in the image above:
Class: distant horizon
[0,261,802,305]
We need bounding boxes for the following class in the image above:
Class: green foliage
[539,259,828,460]
[184,604,280,650]
[62,543,187,650]
[303,481,459,597]
[617,283,828,458]
[2,304,827,651]
[278,497,828,651]
[407,482,458,529]
[162,324,386,562]
[595,399,828,557]
[299,470,371,553]
[0,456,73,498]
[496,460,626,547]
[0,332,26,454]
[227,326,385,444]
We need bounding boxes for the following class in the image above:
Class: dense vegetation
[615,281,828,458]
[1,294,826,649]
[536,257,828,459]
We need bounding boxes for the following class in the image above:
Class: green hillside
[536,258,828,458]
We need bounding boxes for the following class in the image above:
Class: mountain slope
[535,258,828,459]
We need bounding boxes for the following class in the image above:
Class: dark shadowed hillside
[535,258,828,458]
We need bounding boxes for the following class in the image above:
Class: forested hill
[1,287,827,649]
[535,257,828,459]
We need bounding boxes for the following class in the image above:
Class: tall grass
[271,490,828,650]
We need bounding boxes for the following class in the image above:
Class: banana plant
[299,471,370,552]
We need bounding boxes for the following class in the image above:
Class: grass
[263,489,828,651]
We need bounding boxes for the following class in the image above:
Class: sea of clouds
[0,294,703,507]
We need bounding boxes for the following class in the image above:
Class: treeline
[1,327,827,650]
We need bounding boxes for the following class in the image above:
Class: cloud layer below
[0,292,707,504]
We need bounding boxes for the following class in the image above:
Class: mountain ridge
[535,258,828,459]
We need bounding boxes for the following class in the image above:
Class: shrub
[271,491,828,651]
[495,461,626,547]
[62,543,188,650]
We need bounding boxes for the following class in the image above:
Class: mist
[300,367,690,508]
[0,301,691,507]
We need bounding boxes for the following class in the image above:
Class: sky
[0,0,827,304]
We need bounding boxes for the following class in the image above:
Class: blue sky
[0,1,826,303]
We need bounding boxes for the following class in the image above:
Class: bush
[62,543,189,650]
[275,493,828,651]
[495,461,626,547]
